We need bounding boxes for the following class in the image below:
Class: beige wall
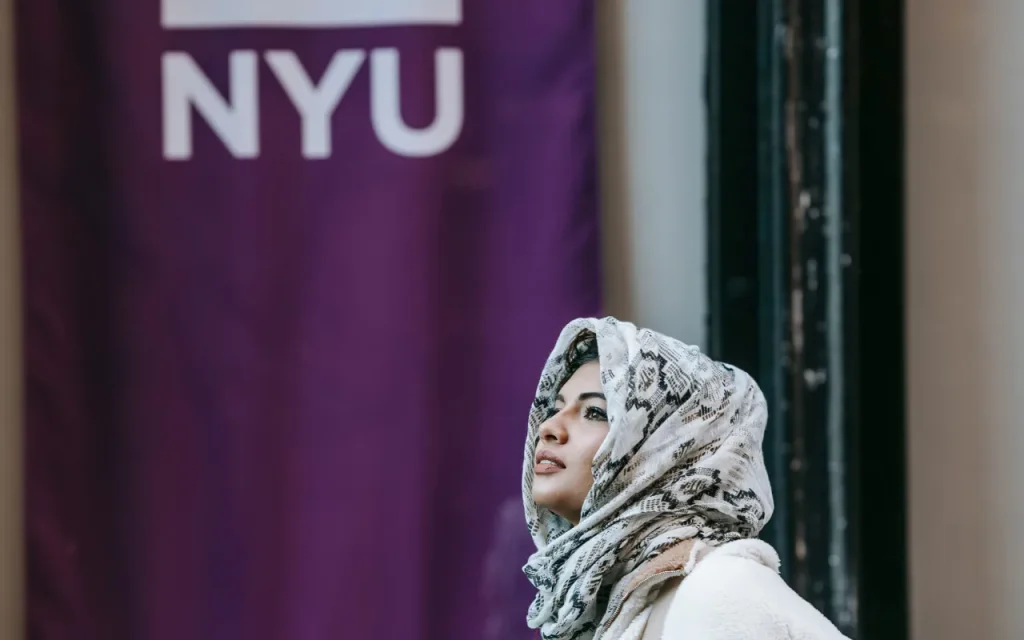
[0,0,24,637]
[907,2,1024,638]
[596,0,707,347]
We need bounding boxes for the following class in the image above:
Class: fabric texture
[521,317,774,640]
[601,540,706,640]
[655,539,851,639]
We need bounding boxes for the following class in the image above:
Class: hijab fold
[522,318,773,640]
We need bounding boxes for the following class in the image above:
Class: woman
[522,317,850,640]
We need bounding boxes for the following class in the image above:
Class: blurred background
[0,1,1021,639]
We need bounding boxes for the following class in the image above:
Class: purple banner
[17,2,599,639]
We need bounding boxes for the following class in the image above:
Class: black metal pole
[847,2,907,638]
[707,1,906,638]
[758,0,862,631]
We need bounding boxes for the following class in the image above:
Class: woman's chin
[533,486,582,522]
[532,481,565,510]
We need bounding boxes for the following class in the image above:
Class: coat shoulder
[659,540,850,639]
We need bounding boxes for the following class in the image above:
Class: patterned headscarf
[522,318,774,640]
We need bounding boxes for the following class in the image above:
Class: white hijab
[522,318,774,640]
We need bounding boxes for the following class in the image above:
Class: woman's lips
[535,449,566,474]
[534,461,563,475]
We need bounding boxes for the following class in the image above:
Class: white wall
[596,0,707,347]
[907,2,1024,638]
[0,0,24,636]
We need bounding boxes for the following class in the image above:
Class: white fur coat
[642,539,851,640]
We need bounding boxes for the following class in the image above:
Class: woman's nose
[537,413,568,444]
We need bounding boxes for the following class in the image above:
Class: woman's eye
[584,406,608,421]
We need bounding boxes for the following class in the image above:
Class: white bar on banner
[162,0,461,29]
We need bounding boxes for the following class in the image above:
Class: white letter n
[162,51,259,160]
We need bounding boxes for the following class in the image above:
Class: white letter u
[370,47,464,158]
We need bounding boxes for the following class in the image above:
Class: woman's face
[532,361,609,525]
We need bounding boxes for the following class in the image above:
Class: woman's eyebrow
[554,392,606,404]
